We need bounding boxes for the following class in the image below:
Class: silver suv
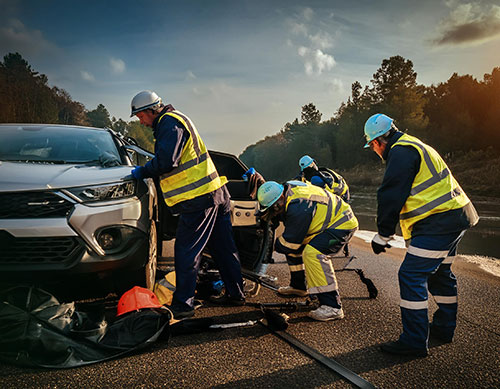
[0,124,273,300]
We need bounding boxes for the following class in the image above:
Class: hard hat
[299,155,315,171]
[130,90,163,117]
[257,181,284,211]
[116,286,163,316]
[363,113,394,148]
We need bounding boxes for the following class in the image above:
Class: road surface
[0,237,499,388]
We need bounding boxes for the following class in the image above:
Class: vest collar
[152,104,175,130]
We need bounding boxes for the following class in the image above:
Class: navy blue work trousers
[398,230,465,349]
[172,200,244,310]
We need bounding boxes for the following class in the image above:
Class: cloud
[326,78,344,94]
[109,57,125,74]
[289,21,308,36]
[433,2,500,46]
[186,70,196,80]
[302,7,314,22]
[81,70,95,82]
[297,47,335,76]
[287,8,337,76]
[0,18,58,57]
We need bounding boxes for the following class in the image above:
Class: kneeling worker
[257,180,358,321]
[299,155,350,203]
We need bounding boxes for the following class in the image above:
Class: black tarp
[0,286,170,368]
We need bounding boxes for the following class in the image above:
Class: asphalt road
[1,238,499,388]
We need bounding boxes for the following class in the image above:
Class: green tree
[86,104,112,128]
[300,103,322,124]
[0,52,58,123]
[127,121,154,152]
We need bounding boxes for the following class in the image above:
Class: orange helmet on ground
[117,286,163,316]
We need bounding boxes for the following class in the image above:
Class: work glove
[371,234,393,255]
[242,167,256,180]
[131,166,145,180]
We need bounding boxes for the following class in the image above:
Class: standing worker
[299,155,350,203]
[129,90,245,319]
[364,113,478,356]
[257,180,358,321]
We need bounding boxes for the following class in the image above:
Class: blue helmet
[257,181,284,211]
[299,155,315,171]
[364,113,394,148]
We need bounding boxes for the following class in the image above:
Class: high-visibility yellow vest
[321,168,349,198]
[284,181,358,245]
[158,110,227,207]
[393,134,471,239]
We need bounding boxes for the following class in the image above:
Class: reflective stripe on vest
[158,110,227,206]
[321,168,348,197]
[392,134,470,239]
[284,182,358,245]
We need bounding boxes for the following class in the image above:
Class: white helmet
[130,90,163,117]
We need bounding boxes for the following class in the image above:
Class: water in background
[351,193,500,259]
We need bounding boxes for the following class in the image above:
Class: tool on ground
[209,320,258,329]
[259,307,376,389]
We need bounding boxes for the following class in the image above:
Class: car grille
[0,231,83,264]
[0,191,74,218]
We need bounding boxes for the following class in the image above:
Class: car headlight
[67,181,136,202]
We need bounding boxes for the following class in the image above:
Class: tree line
[0,52,154,151]
[239,55,500,188]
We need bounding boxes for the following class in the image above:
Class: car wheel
[145,219,159,290]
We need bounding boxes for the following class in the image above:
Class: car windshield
[0,125,123,167]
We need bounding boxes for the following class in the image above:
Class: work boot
[166,305,195,320]
[277,286,308,297]
[380,340,428,357]
[429,325,454,344]
[308,305,344,321]
[208,294,245,306]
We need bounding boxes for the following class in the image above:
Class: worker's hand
[371,234,392,255]
[242,167,256,180]
[131,166,145,180]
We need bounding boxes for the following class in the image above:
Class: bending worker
[299,155,350,203]
[129,90,245,320]
[257,180,358,321]
[364,113,478,357]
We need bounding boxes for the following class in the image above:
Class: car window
[0,125,123,166]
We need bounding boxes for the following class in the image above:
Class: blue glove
[310,175,325,187]
[242,167,256,181]
[131,166,145,180]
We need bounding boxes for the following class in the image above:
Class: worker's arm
[275,200,314,255]
[142,115,188,178]
[376,145,420,237]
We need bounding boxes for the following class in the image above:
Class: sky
[1,0,500,155]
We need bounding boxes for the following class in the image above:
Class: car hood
[0,161,134,192]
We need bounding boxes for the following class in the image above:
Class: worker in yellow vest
[130,91,244,320]
[364,113,478,357]
[257,180,358,321]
